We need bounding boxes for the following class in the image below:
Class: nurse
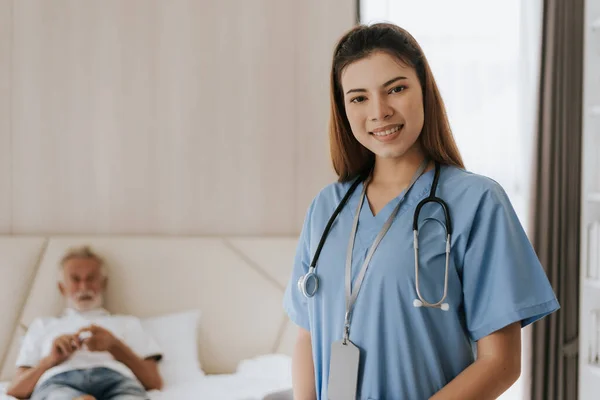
[283,23,560,400]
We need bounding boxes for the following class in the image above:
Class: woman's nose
[369,97,393,121]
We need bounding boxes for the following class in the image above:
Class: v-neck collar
[60,307,110,322]
[345,166,437,249]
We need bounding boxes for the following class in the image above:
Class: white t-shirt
[16,308,162,388]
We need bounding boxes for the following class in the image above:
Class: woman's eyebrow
[345,76,408,95]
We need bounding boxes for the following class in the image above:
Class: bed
[0,236,298,399]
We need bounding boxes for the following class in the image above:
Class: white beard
[67,291,104,312]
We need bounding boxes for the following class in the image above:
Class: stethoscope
[297,161,453,311]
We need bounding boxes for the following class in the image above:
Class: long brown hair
[329,23,465,182]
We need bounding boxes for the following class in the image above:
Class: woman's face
[340,51,424,160]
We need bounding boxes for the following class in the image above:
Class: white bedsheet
[148,374,292,400]
[0,355,293,400]
[1,378,292,400]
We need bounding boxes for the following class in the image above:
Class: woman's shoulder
[316,179,356,199]
[302,180,357,218]
[440,165,511,204]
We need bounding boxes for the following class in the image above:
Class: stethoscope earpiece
[413,299,450,311]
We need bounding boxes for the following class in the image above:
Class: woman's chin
[373,147,408,160]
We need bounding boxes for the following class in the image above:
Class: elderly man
[6,246,163,400]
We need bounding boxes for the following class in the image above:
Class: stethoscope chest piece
[298,266,319,298]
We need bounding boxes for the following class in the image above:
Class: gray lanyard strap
[343,158,429,343]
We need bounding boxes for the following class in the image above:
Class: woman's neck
[370,145,430,191]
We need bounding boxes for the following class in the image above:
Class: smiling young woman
[328,23,464,184]
[283,23,559,400]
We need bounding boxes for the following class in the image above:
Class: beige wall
[0,0,10,234]
[0,0,355,235]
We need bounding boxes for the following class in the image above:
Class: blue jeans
[30,367,148,400]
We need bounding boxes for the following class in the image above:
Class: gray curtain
[530,0,585,399]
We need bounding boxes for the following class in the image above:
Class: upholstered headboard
[0,236,299,381]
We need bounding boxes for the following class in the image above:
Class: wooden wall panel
[0,0,11,233]
[9,0,355,235]
[293,0,355,228]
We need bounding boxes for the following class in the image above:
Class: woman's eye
[390,86,406,94]
[350,96,366,104]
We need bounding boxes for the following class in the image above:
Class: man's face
[58,257,106,312]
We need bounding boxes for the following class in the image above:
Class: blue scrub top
[283,165,560,400]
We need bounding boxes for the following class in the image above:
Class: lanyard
[343,158,429,344]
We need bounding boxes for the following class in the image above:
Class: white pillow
[141,310,204,386]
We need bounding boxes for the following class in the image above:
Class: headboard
[0,236,299,381]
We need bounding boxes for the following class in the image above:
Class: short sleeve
[124,318,163,361]
[462,184,560,341]
[15,319,44,368]
[282,199,317,331]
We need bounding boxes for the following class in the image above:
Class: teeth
[373,125,401,136]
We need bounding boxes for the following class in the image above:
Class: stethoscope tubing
[299,162,452,310]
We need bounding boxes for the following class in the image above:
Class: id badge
[327,339,360,400]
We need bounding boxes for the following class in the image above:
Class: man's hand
[76,325,118,353]
[43,334,81,367]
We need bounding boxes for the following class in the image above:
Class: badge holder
[328,323,360,400]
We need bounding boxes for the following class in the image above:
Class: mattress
[0,355,293,400]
